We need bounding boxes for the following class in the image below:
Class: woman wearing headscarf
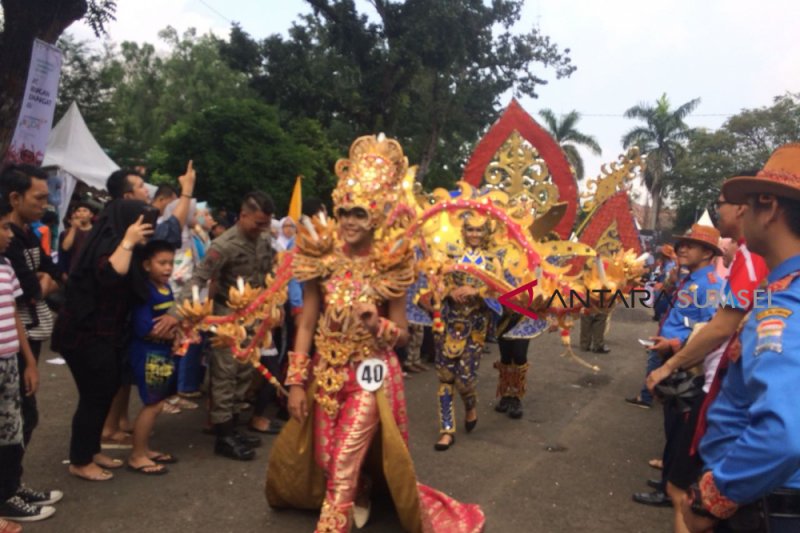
[52,199,154,481]
[275,217,296,252]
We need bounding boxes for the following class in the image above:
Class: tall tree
[621,93,700,230]
[538,108,601,180]
[105,27,256,165]
[0,0,116,156]
[219,0,576,186]
[667,93,800,231]
[150,98,337,212]
[55,34,117,148]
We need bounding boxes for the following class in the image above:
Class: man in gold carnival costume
[422,212,502,451]
[266,135,485,533]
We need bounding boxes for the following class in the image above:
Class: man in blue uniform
[684,143,800,533]
[632,224,723,511]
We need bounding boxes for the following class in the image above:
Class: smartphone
[141,206,160,228]
[638,339,655,348]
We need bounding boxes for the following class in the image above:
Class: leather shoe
[215,435,256,461]
[632,490,671,507]
[593,344,611,354]
[646,478,664,490]
[233,430,262,448]
[507,397,523,419]
[495,397,511,413]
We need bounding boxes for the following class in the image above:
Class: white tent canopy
[41,102,157,236]
[42,101,119,191]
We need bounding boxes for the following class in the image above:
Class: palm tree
[621,93,700,230]
[538,108,602,180]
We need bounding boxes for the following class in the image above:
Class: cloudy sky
[69,0,800,196]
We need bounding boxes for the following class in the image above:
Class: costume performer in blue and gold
[428,213,502,451]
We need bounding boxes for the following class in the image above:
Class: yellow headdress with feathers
[332,134,408,229]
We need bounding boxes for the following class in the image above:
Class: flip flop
[162,403,181,415]
[127,463,168,476]
[149,452,178,464]
[69,465,114,482]
[95,457,124,469]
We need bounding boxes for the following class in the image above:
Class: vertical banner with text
[5,39,63,166]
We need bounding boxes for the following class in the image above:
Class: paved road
[23,307,671,532]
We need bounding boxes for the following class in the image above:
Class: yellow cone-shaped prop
[288,176,302,222]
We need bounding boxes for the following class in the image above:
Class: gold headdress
[332,134,408,229]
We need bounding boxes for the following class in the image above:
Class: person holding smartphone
[52,200,155,481]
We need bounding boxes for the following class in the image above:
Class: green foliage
[668,93,800,231]
[55,34,117,149]
[56,28,256,167]
[218,0,575,187]
[538,108,601,180]
[150,99,335,213]
[621,93,700,230]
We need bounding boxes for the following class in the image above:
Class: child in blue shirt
[128,240,179,475]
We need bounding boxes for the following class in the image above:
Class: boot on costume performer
[494,361,529,419]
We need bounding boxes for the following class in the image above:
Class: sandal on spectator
[100,433,133,449]
[94,457,124,470]
[68,465,114,482]
[126,463,168,476]
[149,453,178,464]
[167,396,198,410]
[162,402,181,415]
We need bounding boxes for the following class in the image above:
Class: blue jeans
[639,349,661,405]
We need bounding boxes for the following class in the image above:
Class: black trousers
[0,444,22,501]
[0,355,23,501]
[253,353,283,418]
[18,340,41,446]
[498,338,529,365]
[63,336,122,466]
[420,326,435,363]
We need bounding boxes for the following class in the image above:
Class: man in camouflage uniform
[174,191,275,460]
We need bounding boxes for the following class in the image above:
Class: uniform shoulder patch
[754,318,786,356]
[707,271,718,284]
[756,308,793,321]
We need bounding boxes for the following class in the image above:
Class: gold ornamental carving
[581,147,645,213]
[595,220,622,257]
[483,130,559,216]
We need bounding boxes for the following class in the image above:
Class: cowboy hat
[723,143,800,203]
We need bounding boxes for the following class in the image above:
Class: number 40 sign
[356,358,388,392]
